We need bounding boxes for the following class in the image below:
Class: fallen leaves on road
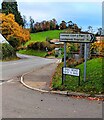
[70,95,104,101]
[87,97,104,101]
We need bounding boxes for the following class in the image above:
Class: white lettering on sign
[60,33,95,43]
[63,67,80,77]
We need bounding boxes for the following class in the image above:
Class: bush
[8,36,21,50]
[67,58,84,67]
[27,41,56,51]
[0,43,17,60]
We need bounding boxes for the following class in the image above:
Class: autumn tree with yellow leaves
[90,41,104,56]
[0,13,30,49]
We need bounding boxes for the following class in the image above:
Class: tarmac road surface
[1,79,103,118]
[0,54,103,118]
[0,53,57,80]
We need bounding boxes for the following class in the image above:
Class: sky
[0,0,103,32]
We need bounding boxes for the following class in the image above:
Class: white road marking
[0,79,13,85]
[56,59,62,63]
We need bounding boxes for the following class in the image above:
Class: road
[0,54,103,118]
[1,53,57,80]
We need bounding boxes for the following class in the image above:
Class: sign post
[60,33,95,83]
[62,42,67,85]
[84,43,87,82]
[64,42,66,67]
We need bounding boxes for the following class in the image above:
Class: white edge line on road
[20,70,104,98]
[20,70,68,94]
[21,73,49,93]
[0,79,13,85]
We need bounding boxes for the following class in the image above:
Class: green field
[52,58,104,95]
[25,30,64,46]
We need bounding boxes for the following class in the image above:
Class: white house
[0,33,9,44]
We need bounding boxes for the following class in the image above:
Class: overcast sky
[0,0,103,32]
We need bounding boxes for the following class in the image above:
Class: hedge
[0,43,17,60]
[27,41,57,51]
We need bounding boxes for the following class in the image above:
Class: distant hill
[25,30,64,46]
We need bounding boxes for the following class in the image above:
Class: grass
[52,57,104,95]
[25,30,64,46]
[1,57,20,62]
[18,30,65,57]
[18,49,47,57]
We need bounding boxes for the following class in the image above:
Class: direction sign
[63,67,80,77]
[60,33,95,43]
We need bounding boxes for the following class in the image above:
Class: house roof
[50,39,64,44]
[50,39,59,43]
[96,36,104,41]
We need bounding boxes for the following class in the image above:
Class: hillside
[25,30,64,46]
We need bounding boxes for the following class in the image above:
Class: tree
[1,0,24,27]
[97,28,102,36]
[50,18,57,30]
[34,22,40,32]
[29,16,34,33]
[0,13,30,45]
[8,36,20,50]
[56,24,59,30]
[88,26,93,33]
[23,15,27,28]
[72,23,80,32]
[67,20,74,28]
[46,21,50,30]
[60,20,67,30]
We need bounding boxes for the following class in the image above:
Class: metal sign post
[84,43,87,82]
[64,42,66,67]
[62,42,66,85]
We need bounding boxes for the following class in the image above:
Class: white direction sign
[60,33,95,43]
[63,67,80,77]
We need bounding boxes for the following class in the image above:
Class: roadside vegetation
[0,43,18,61]
[19,49,47,57]
[52,57,104,95]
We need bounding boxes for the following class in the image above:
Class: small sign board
[63,67,80,77]
[60,33,95,43]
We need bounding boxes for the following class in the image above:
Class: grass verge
[52,58,104,95]
[18,49,47,57]
[2,57,20,62]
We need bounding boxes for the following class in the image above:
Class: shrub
[0,43,17,60]
[8,36,20,50]
[27,41,56,51]
[67,58,84,67]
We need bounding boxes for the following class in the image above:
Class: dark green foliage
[27,41,56,51]
[0,43,17,60]
[8,36,20,50]
[2,0,24,26]
[29,16,35,33]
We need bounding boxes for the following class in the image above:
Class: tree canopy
[0,13,30,45]
[1,0,24,27]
